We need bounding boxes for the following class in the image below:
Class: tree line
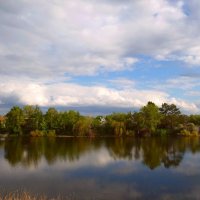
[0,102,200,137]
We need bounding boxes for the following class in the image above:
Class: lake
[0,137,200,199]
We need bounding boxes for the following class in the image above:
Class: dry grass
[0,191,45,200]
[0,191,64,200]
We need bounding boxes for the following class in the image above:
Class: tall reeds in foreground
[0,191,44,200]
[0,191,64,200]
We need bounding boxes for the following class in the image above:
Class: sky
[0,0,200,115]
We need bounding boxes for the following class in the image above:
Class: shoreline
[0,134,199,139]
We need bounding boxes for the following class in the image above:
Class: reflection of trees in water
[105,138,135,160]
[105,137,200,170]
[4,137,45,167]
[2,137,200,170]
[0,140,4,148]
[4,137,101,167]
[141,138,185,169]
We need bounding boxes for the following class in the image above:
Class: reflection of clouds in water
[111,161,142,175]
[58,179,142,200]
[172,153,200,176]
[51,148,115,169]
[0,156,47,176]
[0,146,142,180]
[160,185,200,200]
[186,186,200,200]
[1,138,200,199]
[0,148,142,199]
[0,147,129,174]
[62,147,141,171]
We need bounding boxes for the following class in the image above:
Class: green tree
[57,110,80,134]
[23,105,43,133]
[159,103,181,115]
[73,116,93,136]
[6,106,25,135]
[159,103,181,130]
[189,115,200,126]
[0,115,6,133]
[105,113,127,136]
[45,108,59,130]
[139,102,161,134]
[91,116,105,135]
[125,112,135,133]
[132,111,145,135]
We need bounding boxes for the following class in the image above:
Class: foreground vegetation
[0,191,62,200]
[0,102,199,137]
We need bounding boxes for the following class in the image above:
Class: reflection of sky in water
[0,138,200,199]
[172,153,200,176]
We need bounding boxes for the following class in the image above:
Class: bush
[46,130,56,137]
[179,129,191,136]
[30,130,45,137]
[191,130,199,136]
[156,129,168,136]
[30,130,56,137]
[125,130,135,136]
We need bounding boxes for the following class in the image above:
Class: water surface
[0,137,200,199]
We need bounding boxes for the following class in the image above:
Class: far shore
[0,134,200,139]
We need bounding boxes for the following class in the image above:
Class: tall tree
[159,103,181,130]
[57,110,80,134]
[140,102,161,134]
[73,116,93,136]
[23,105,43,132]
[45,108,59,130]
[0,115,6,133]
[105,113,127,136]
[189,115,200,126]
[6,106,25,134]
[159,103,181,115]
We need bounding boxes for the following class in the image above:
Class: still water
[0,137,200,199]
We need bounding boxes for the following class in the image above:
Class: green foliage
[159,103,181,115]
[73,116,93,136]
[57,110,80,134]
[2,102,200,137]
[189,115,200,125]
[105,113,128,136]
[91,116,106,135]
[156,129,168,136]
[6,106,25,135]
[178,123,199,136]
[139,102,161,134]
[46,130,56,137]
[0,115,6,133]
[45,108,59,130]
[179,129,191,136]
[30,130,45,137]
[125,130,135,136]
[30,130,56,137]
[159,103,181,131]
[23,105,43,133]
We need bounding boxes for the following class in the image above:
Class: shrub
[46,130,56,137]
[191,130,199,136]
[125,130,135,136]
[179,129,191,136]
[156,129,168,136]
[30,130,56,137]
[30,130,45,137]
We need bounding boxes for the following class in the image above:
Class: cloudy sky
[0,0,200,115]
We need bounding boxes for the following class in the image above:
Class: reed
[0,191,63,200]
